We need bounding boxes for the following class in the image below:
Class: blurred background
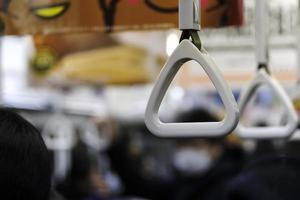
[1,0,300,199]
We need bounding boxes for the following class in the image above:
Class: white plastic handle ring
[236,69,298,139]
[145,40,239,138]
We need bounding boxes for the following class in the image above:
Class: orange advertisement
[0,0,244,35]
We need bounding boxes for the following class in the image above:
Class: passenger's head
[0,109,52,200]
[57,140,109,200]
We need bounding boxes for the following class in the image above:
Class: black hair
[176,108,219,123]
[0,108,52,200]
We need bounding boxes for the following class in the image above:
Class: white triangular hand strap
[145,40,239,138]
[236,69,298,139]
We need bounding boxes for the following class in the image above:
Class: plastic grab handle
[235,69,298,139]
[145,40,239,138]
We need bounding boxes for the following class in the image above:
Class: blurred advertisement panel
[1,0,244,35]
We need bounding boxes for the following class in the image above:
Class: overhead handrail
[145,0,239,138]
[235,0,298,139]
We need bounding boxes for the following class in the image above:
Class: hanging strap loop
[235,69,298,139]
[144,0,240,138]
[235,0,298,139]
[145,40,239,138]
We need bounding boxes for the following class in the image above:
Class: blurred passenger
[249,122,277,159]
[109,108,245,200]
[172,108,245,200]
[108,124,176,200]
[0,109,52,200]
[57,140,110,200]
[223,122,300,200]
[225,155,300,200]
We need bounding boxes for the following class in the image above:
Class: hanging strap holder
[144,0,239,138]
[235,0,298,139]
[236,68,298,139]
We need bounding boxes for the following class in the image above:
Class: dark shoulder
[49,190,66,200]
